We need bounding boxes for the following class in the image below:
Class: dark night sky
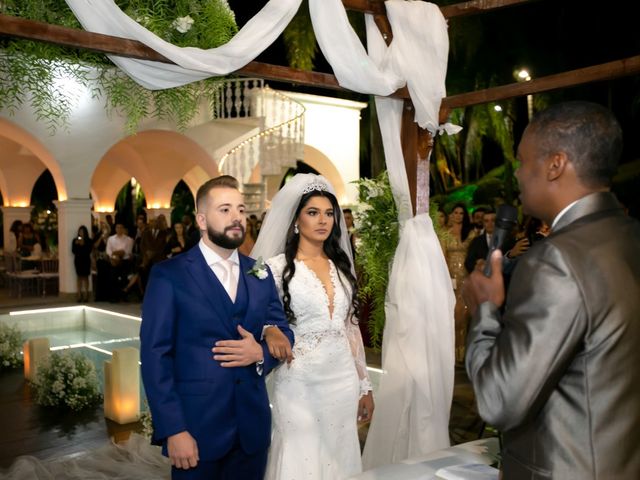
[225,0,640,213]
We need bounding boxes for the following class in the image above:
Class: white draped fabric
[62,0,457,470]
[308,0,404,95]
[64,0,304,89]
[359,3,456,468]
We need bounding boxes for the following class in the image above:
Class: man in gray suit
[463,101,640,479]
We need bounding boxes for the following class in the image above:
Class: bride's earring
[294,224,299,234]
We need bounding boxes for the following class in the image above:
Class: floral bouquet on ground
[353,171,399,350]
[139,402,154,439]
[33,350,102,411]
[0,323,24,370]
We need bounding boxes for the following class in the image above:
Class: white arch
[92,129,220,211]
[0,118,65,205]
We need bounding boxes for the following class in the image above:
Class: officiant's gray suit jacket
[466,192,640,479]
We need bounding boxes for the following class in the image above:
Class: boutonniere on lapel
[248,257,269,280]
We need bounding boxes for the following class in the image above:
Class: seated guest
[5,220,22,254]
[106,223,134,301]
[17,223,41,257]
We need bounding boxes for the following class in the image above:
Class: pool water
[1,305,382,405]
[1,306,147,407]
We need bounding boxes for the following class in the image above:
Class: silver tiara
[302,180,329,194]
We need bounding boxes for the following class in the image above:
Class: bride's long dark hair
[281,190,359,324]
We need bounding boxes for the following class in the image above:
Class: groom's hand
[167,431,199,469]
[212,325,264,367]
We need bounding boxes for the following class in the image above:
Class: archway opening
[280,161,320,189]
[170,180,195,226]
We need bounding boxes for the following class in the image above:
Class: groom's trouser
[171,442,268,480]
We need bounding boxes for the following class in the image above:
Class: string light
[219,86,305,170]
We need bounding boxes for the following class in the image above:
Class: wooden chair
[6,253,40,298]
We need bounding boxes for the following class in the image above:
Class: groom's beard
[207,222,245,249]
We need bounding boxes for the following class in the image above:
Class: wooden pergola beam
[12,11,639,109]
[0,0,542,98]
[442,55,640,110]
[343,0,542,18]
[1,0,636,214]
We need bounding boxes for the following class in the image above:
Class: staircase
[215,78,305,214]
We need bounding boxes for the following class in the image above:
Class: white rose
[256,269,268,280]
[172,15,195,34]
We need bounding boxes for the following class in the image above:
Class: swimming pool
[0,305,382,395]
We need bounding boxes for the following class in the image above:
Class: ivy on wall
[0,0,238,133]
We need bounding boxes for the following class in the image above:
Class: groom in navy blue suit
[141,175,294,480]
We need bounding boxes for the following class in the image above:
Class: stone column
[54,199,93,293]
[1,206,32,252]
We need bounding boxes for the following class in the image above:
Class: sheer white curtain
[63,0,456,469]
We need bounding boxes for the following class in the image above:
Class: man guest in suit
[141,175,294,480]
[464,208,496,274]
[463,101,640,479]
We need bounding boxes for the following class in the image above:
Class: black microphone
[483,205,518,277]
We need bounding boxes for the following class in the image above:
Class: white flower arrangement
[139,403,154,439]
[248,257,269,279]
[172,15,195,33]
[33,350,102,411]
[0,323,23,369]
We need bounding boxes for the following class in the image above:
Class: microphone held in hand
[483,205,518,277]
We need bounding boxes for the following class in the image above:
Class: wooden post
[400,101,419,214]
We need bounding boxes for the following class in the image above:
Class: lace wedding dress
[265,254,371,480]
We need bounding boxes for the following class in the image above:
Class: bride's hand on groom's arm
[167,431,199,469]
[358,392,374,424]
[212,325,264,367]
[264,326,294,364]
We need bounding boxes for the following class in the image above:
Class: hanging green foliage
[0,0,238,133]
[282,1,316,71]
[282,0,365,72]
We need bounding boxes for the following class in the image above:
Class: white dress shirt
[551,199,580,230]
[198,239,239,301]
[106,234,134,259]
[199,240,266,372]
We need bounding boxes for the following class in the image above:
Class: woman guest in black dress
[72,225,92,302]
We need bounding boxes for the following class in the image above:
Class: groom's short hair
[196,175,240,211]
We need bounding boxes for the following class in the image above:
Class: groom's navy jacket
[140,246,293,461]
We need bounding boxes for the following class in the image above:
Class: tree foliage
[0,0,238,133]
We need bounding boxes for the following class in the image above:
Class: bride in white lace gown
[252,174,373,480]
